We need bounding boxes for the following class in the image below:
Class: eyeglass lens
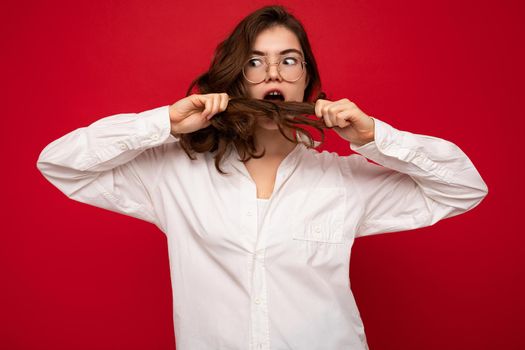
[243,55,304,83]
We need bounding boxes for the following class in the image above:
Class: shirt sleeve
[342,117,489,238]
[36,105,178,232]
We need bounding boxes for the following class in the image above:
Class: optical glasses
[242,55,307,84]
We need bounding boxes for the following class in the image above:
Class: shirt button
[314,225,321,233]
[246,210,254,216]
[254,298,261,304]
[151,134,159,140]
[118,143,128,150]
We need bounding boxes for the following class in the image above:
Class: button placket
[250,257,270,350]
[238,179,258,246]
[249,199,270,350]
[117,141,128,150]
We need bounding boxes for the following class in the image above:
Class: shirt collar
[223,128,317,178]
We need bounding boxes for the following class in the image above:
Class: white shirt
[36,105,488,350]
[257,198,271,235]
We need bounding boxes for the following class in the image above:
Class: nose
[264,61,282,82]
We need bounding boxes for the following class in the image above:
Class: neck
[253,126,298,158]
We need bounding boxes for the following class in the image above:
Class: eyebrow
[250,48,303,56]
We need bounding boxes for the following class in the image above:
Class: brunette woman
[37,5,488,350]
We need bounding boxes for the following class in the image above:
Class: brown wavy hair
[179,5,329,175]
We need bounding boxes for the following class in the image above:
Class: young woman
[37,5,488,350]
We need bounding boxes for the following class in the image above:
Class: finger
[335,110,353,128]
[214,94,221,114]
[207,94,220,120]
[321,103,337,127]
[326,104,345,120]
[315,100,335,127]
[314,99,327,119]
[324,103,348,127]
[201,96,212,119]
[194,94,207,108]
[220,93,229,111]
[209,94,219,120]
[323,114,333,128]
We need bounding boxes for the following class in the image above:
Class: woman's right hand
[169,93,229,136]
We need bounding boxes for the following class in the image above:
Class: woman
[36,5,488,350]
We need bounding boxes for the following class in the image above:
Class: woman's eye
[283,56,299,65]
[248,58,263,67]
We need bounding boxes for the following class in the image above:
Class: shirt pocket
[290,187,346,244]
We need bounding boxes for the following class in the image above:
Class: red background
[2,0,523,349]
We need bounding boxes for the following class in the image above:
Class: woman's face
[244,25,309,130]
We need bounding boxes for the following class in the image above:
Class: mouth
[263,89,285,101]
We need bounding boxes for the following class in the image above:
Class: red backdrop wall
[2,0,523,349]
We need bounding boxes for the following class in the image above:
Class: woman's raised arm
[36,105,178,232]
[342,117,489,238]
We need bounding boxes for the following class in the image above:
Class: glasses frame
[242,54,308,84]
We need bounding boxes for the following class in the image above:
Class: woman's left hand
[315,98,375,147]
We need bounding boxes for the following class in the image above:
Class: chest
[244,158,281,200]
[159,145,360,245]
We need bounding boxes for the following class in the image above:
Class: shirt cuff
[349,117,393,154]
[138,105,180,146]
